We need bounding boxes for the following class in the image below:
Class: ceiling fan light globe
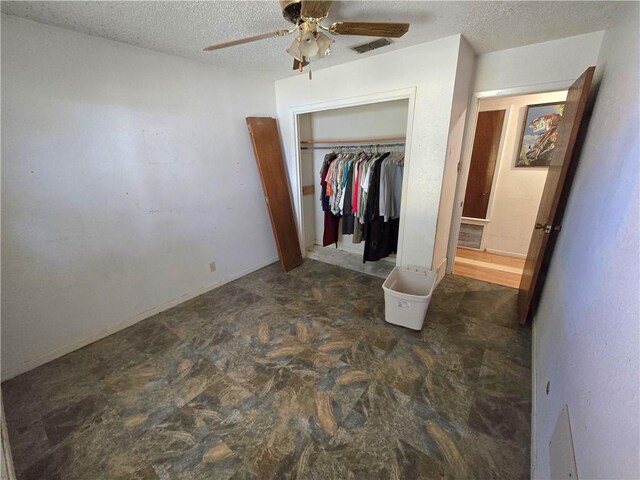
[299,31,319,57]
[315,31,333,55]
[306,32,333,61]
[286,38,303,61]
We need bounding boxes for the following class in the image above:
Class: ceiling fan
[203,0,409,72]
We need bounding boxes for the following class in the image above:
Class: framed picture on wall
[516,102,565,167]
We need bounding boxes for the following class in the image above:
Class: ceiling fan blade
[301,0,332,20]
[329,22,409,38]
[203,30,290,51]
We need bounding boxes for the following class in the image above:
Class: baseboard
[531,320,538,478]
[435,257,447,285]
[1,256,279,381]
[484,248,527,259]
[1,395,17,480]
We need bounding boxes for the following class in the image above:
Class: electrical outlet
[208,261,216,273]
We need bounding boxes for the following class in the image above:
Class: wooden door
[518,67,595,324]
[246,117,303,272]
[462,109,506,219]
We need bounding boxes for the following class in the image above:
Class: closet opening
[452,90,568,288]
[295,98,410,278]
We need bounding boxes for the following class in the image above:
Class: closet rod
[301,136,405,145]
[300,141,405,150]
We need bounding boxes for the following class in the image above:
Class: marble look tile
[122,319,182,355]
[3,260,531,479]
[18,444,71,480]
[286,349,347,383]
[175,283,264,321]
[467,389,531,443]
[3,420,50,478]
[42,394,109,445]
[447,315,528,355]
[477,348,532,397]
[457,430,530,480]
[458,286,520,329]
[394,438,457,480]
[337,340,389,376]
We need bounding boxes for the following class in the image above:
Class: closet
[298,99,409,272]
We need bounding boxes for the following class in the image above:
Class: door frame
[288,87,417,265]
[446,80,575,273]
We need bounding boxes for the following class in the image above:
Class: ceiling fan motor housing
[280,0,302,24]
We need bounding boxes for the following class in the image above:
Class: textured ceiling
[1,1,619,80]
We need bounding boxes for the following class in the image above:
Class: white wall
[1,16,278,378]
[432,37,475,279]
[310,100,409,141]
[448,32,604,271]
[474,31,605,93]
[532,3,640,479]
[480,91,567,257]
[276,35,465,273]
[306,100,409,257]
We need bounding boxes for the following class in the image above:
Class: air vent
[350,38,392,54]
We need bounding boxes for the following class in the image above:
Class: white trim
[435,257,448,285]
[288,87,417,268]
[1,395,17,480]
[482,105,510,227]
[456,245,481,252]
[0,256,279,380]
[461,216,490,224]
[484,248,527,259]
[531,317,538,479]
[446,79,576,274]
[447,94,479,272]
[476,80,575,100]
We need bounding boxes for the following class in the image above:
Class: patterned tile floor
[2,260,531,480]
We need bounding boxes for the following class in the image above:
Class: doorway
[453,90,567,288]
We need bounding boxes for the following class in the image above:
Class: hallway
[453,248,525,289]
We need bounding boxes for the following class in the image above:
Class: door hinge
[535,223,562,234]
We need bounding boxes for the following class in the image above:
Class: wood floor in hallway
[453,247,525,289]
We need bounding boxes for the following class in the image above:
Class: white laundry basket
[382,267,436,330]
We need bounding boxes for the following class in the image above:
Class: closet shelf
[300,136,405,145]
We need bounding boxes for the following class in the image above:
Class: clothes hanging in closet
[320,152,339,247]
[319,150,404,262]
